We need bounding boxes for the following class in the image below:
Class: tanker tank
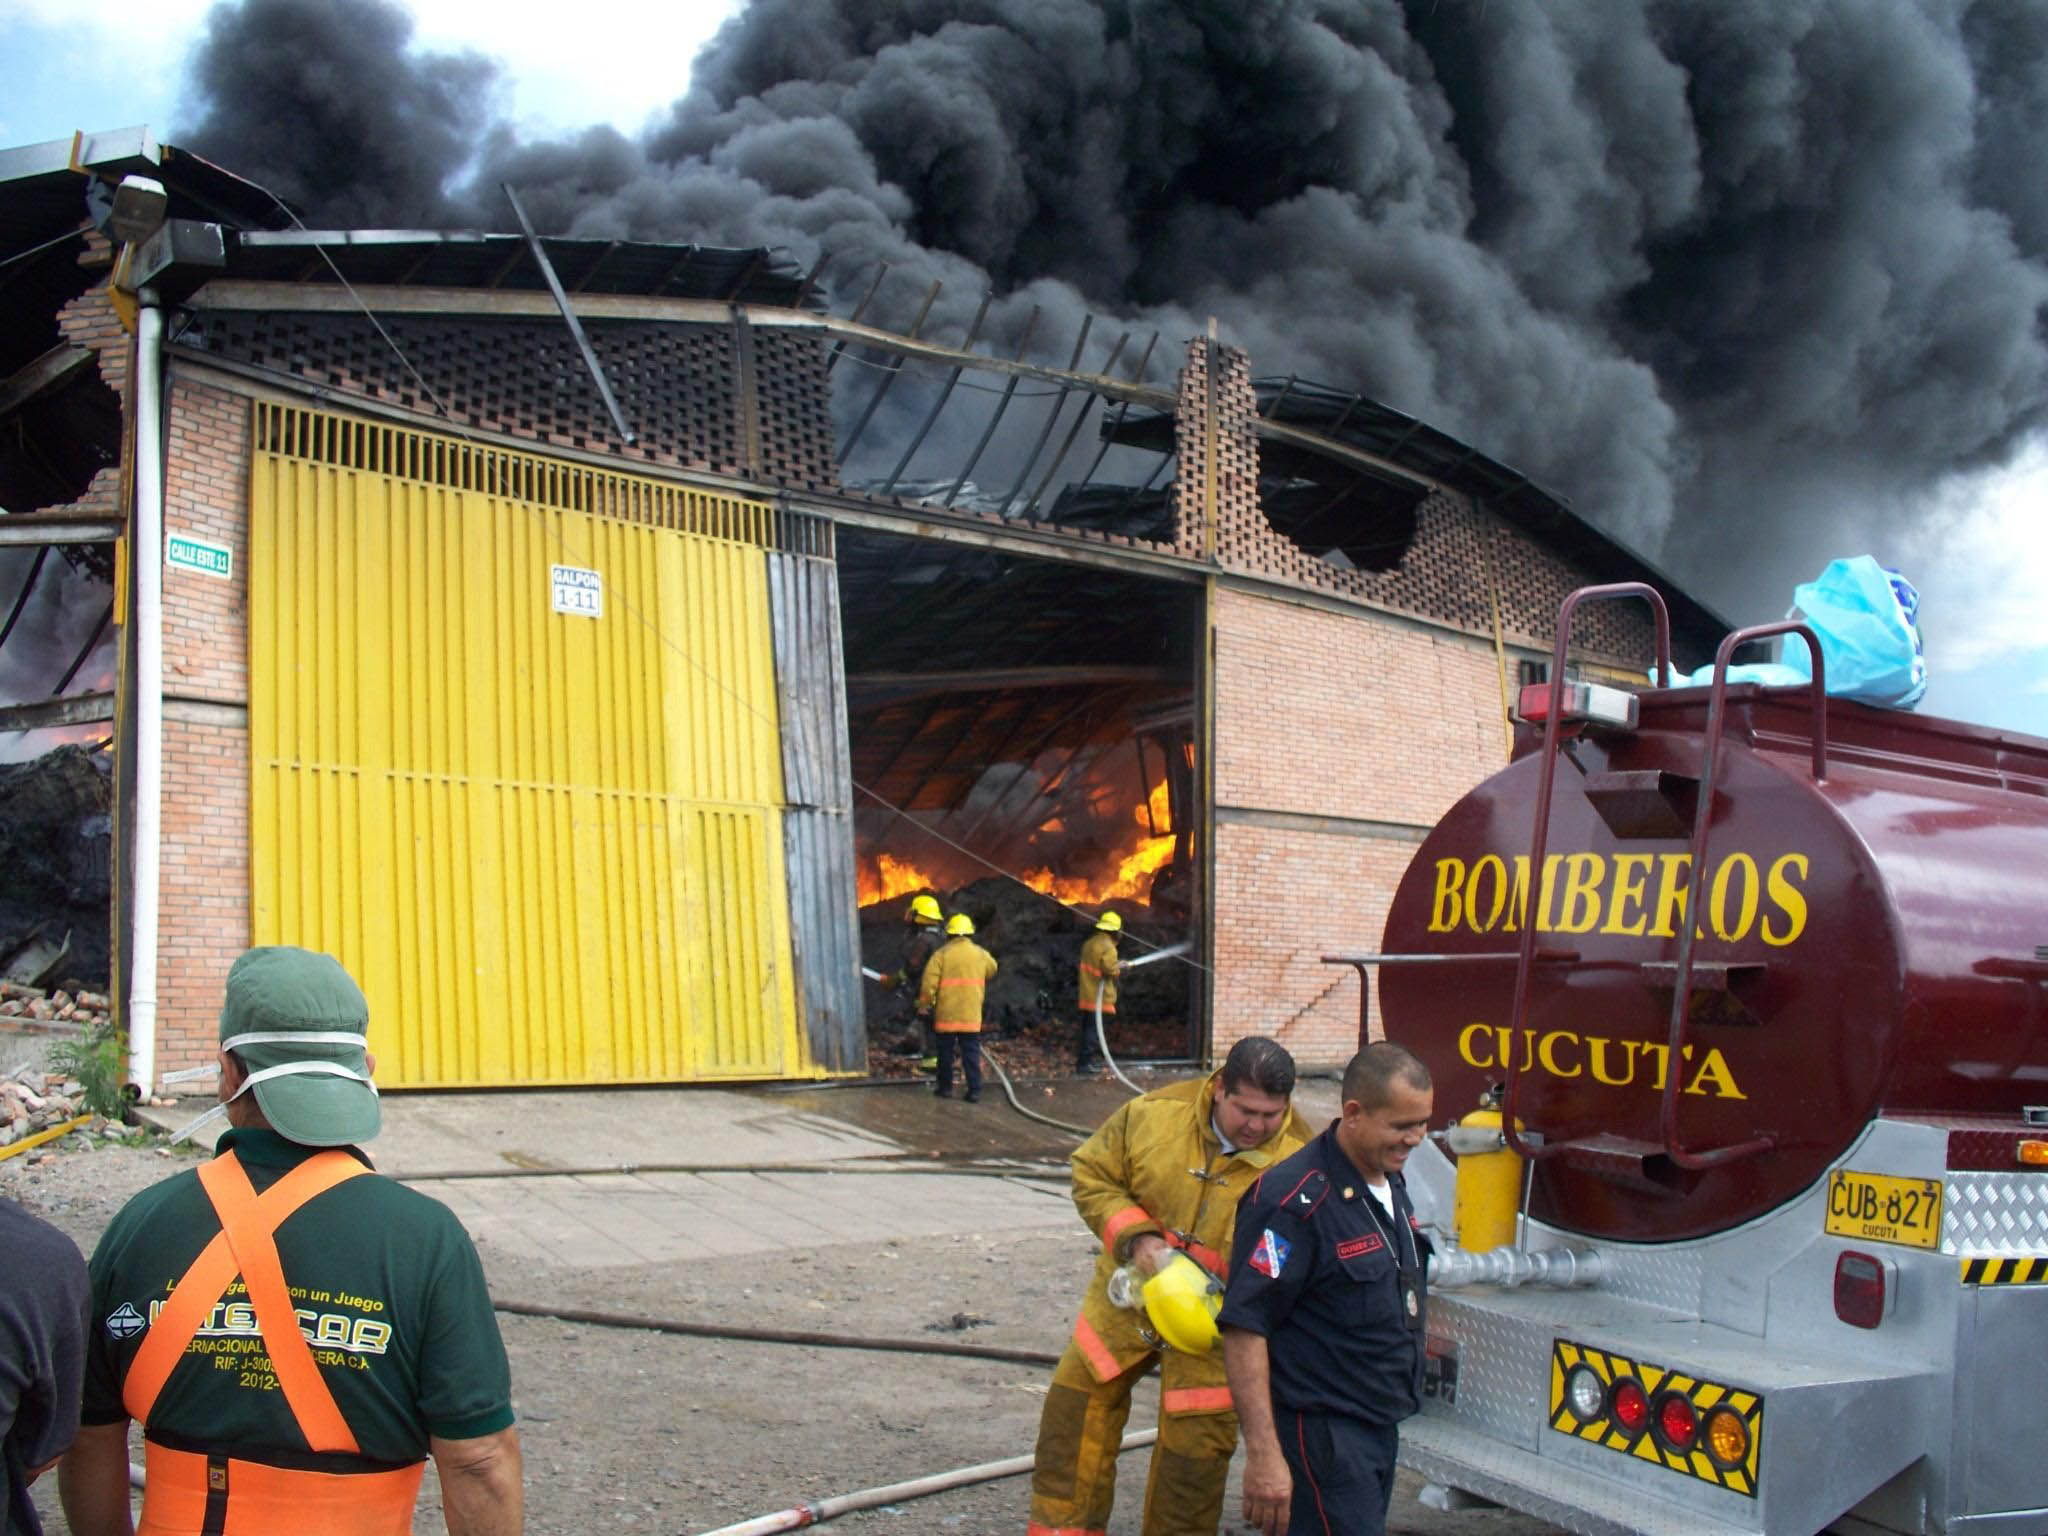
[1379,682,2048,1243]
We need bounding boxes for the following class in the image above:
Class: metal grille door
[246,405,809,1085]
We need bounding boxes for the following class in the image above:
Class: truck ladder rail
[1322,952,1580,1048]
[1502,583,1674,1162]
[1657,618,1825,1170]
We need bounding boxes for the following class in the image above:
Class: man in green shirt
[60,947,521,1535]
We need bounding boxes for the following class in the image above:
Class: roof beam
[0,345,93,420]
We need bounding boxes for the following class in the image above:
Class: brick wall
[153,377,254,1081]
[1165,334,1654,665]
[157,717,250,1079]
[52,263,128,521]
[1183,338,1529,1070]
[1209,586,1509,1070]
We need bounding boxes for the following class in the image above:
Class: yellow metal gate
[246,404,815,1085]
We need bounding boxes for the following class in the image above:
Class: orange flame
[857,852,942,907]
[1019,780,1176,905]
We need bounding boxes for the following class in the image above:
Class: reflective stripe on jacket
[1067,1071,1312,1407]
[125,1149,426,1535]
[1078,932,1120,1013]
[917,936,998,1032]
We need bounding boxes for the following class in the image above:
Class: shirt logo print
[105,1302,147,1340]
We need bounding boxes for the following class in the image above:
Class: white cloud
[406,1,744,135]
[1904,438,2048,675]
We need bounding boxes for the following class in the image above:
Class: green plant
[47,1018,129,1120]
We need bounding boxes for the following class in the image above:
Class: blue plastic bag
[1669,556,1927,708]
[1780,556,1926,708]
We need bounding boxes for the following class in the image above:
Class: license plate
[1824,1169,1943,1249]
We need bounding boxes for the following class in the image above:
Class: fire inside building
[0,127,1725,1094]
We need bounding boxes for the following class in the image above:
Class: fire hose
[1089,939,1192,1096]
[690,1428,1159,1536]
[489,1298,1062,1366]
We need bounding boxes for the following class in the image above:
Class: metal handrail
[1500,583,1673,1161]
[1656,620,1824,1169]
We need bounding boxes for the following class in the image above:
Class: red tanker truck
[1341,585,2048,1536]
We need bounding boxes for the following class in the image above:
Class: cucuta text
[1426,850,1809,945]
[1456,1024,1744,1099]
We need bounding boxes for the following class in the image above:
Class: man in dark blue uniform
[1219,1042,1435,1536]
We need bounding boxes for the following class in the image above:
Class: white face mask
[172,1032,376,1145]
[220,1030,378,1098]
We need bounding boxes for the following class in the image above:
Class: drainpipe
[128,288,164,1098]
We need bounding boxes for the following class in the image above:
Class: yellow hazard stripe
[1960,1256,2048,1285]
[1546,1336,1763,1495]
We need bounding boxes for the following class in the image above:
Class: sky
[0,0,745,147]
[1,0,2044,739]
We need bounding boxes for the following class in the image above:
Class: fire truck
[1333,584,2048,1535]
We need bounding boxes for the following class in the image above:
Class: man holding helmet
[1027,1035,1308,1536]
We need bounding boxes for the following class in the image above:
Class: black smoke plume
[176,0,2048,698]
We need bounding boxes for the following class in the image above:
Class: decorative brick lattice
[1170,336,1654,666]
[184,311,837,491]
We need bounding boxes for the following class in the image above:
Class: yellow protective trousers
[1026,1340,1238,1536]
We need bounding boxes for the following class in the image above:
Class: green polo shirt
[82,1128,513,1470]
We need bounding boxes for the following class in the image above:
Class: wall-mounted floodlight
[107,174,168,244]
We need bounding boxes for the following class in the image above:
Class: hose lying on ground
[690,1428,1160,1536]
[980,1047,1095,1137]
[491,1299,1061,1367]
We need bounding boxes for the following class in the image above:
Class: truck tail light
[1610,1377,1651,1437]
[1516,680,1640,729]
[1564,1364,1606,1422]
[1703,1405,1751,1468]
[2019,1140,2048,1166]
[1834,1250,1888,1329]
[1655,1392,1699,1452]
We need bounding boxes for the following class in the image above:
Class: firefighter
[1220,1042,1435,1536]
[60,948,522,1536]
[1076,910,1122,1074]
[1027,1035,1310,1536]
[881,892,946,1073]
[917,912,998,1102]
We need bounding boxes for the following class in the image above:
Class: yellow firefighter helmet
[945,913,976,936]
[1095,910,1123,932]
[1141,1253,1222,1355]
[909,894,943,925]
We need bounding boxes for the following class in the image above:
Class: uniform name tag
[1336,1235,1384,1260]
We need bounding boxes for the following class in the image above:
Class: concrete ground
[133,1067,1345,1272]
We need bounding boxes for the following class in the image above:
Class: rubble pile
[1,1063,96,1148]
[0,978,112,1028]
[859,876,1194,1077]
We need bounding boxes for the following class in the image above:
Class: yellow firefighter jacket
[1078,931,1120,1013]
[917,936,998,1032]
[1065,1070,1312,1412]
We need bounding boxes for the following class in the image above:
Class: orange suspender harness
[124,1150,424,1536]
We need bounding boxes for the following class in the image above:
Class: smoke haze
[173,0,2048,718]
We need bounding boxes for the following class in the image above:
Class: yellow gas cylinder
[1447,1088,1524,1253]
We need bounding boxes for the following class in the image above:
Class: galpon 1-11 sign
[1424,849,1810,947]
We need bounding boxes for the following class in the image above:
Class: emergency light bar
[1515,680,1640,729]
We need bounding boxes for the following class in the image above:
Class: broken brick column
[1171,333,1260,563]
